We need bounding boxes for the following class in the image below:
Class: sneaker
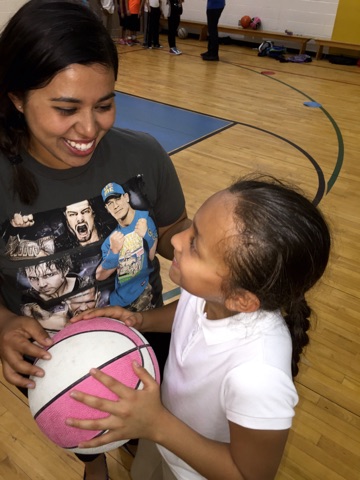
[169,47,182,55]
[200,51,209,57]
[153,44,163,49]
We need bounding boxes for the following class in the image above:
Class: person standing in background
[116,0,130,44]
[167,0,184,55]
[142,0,149,47]
[87,0,116,35]
[201,0,225,61]
[146,0,163,49]
[126,0,145,45]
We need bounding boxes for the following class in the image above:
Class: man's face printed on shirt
[65,200,98,244]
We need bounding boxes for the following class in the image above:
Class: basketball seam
[46,329,146,350]
[33,344,151,419]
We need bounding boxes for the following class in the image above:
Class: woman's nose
[75,110,97,138]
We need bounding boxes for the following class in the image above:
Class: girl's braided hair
[222,176,331,377]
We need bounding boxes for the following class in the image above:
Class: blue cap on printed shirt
[101,182,125,203]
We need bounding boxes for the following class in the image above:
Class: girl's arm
[67,364,288,480]
[71,300,178,333]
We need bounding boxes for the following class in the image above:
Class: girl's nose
[171,229,185,252]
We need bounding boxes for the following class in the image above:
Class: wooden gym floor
[0,35,359,479]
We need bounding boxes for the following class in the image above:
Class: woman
[0,1,189,479]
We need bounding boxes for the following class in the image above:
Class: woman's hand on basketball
[66,362,165,445]
[0,313,52,388]
[70,306,144,330]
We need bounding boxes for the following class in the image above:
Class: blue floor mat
[114,92,232,153]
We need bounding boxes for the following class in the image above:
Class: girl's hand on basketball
[71,306,144,330]
[67,362,165,445]
[0,314,52,388]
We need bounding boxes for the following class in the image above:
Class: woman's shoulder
[104,128,164,152]
[101,128,169,165]
[106,127,156,143]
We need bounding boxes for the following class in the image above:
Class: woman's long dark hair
[0,0,119,205]
[223,176,331,377]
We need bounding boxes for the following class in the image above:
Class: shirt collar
[195,297,284,345]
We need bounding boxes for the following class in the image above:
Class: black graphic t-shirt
[0,128,185,336]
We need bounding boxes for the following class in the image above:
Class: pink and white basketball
[28,317,160,455]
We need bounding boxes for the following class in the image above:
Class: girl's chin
[169,267,180,285]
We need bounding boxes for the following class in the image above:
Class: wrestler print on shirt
[98,178,158,307]
[0,175,158,334]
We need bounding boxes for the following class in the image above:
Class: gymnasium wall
[0,0,340,38]
[0,0,26,29]
[1,0,359,45]
[0,0,118,33]
[182,0,340,38]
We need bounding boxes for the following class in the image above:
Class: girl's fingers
[66,414,112,431]
[89,367,132,395]
[77,431,125,448]
[69,365,140,411]
[132,361,159,387]
[88,362,156,393]
[69,388,119,414]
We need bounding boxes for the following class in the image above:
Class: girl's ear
[225,290,260,313]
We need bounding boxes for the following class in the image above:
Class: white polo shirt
[158,289,298,479]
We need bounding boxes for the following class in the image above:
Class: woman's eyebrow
[50,92,116,103]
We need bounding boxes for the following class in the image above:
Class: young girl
[116,0,130,45]
[167,0,184,55]
[126,0,145,45]
[68,176,331,480]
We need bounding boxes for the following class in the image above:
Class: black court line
[116,89,326,205]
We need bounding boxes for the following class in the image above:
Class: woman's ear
[225,290,260,313]
[8,92,23,112]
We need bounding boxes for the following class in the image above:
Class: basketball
[250,16,261,30]
[239,15,252,29]
[28,317,160,455]
[177,27,188,39]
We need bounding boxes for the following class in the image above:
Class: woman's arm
[0,298,53,388]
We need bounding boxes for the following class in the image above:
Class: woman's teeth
[66,140,95,151]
